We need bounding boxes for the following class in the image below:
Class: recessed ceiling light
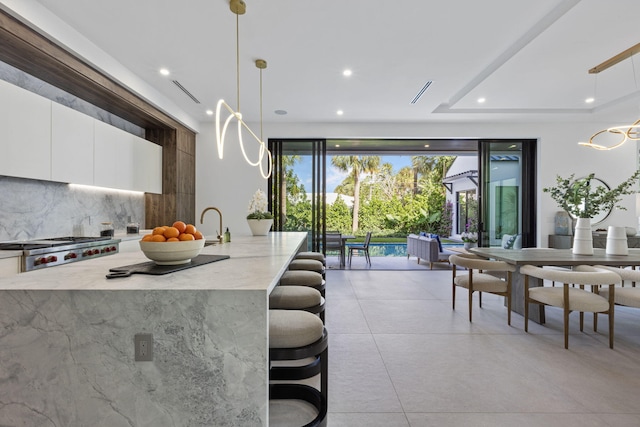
[508,144,517,149]
[159,68,170,76]
[337,110,344,115]
[335,144,340,148]
[477,97,486,103]
[206,110,214,116]
[343,69,352,77]
[274,109,288,115]
[585,97,595,104]
[424,144,430,148]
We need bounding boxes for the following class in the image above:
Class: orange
[178,233,195,241]
[172,221,187,233]
[151,234,167,242]
[166,237,180,242]
[163,226,180,239]
[193,230,204,240]
[184,224,197,235]
[141,234,154,242]
[152,226,167,235]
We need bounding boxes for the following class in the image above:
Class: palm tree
[411,156,436,195]
[331,155,381,232]
[279,155,300,220]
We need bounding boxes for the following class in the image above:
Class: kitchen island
[0,232,307,426]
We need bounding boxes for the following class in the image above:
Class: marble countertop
[0,232,307,291]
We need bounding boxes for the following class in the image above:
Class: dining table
[469,247,640,323]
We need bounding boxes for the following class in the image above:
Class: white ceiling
[21,0,640,126]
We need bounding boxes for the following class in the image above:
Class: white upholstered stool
[269,309,328,427]
[269,285,325,316]
[295,251,326,265]
[288,259,325,276]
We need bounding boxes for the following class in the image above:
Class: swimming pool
[345,242,462,257]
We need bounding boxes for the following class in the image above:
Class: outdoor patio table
[469,248,640,323]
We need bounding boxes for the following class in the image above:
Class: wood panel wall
[0,9,196,226]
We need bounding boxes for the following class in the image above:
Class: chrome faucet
[200,207,224,243]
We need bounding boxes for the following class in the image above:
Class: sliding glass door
[478,140,536,247]
[268,139,326,252]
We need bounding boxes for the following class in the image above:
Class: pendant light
[215,0,273,178]
[579,43,640,151]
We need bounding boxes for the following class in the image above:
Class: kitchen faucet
[200,207,224,244]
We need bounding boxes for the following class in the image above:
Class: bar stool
[295,251,326,265]
[288,259,325,277]
[270,285,325,317]
[269,309,328,427]
[280,270,325,294]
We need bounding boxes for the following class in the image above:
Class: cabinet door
[0,80,51,180]
[94,120,134,190]
[0,257,21,277]
[51,103,94,185]
[133,137,162,193]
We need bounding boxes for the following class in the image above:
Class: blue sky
[294,155,415,193]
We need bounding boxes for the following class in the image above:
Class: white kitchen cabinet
[51,102,94,185]
[0,79,51,181]
[133,139,162,194]
[94,119,162,193]
[94,120,134,190]
[0,256,21,277]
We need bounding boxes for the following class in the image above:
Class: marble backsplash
[0,176,144,241]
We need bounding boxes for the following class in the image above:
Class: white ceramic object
[606,226,628,255]
[573,217,593,255]
[247,219,273,236]
[139,239,205,265]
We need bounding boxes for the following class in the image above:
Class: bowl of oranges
[139,221,205,265]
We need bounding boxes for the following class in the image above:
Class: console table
[549,234,640,249]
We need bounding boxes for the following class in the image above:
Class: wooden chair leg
[524,275,529,332]
[564,283,570,349]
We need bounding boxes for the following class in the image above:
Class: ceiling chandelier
[215,0,272,178]
[579,42,640,151]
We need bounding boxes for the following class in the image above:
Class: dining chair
[578,265,640,325]
[325,231,345,267]
[520,264,619,349]
[450,253,516,325]
[347,231,372,266]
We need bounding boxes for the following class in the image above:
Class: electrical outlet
[134,333,153,361]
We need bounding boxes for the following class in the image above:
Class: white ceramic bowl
[139,239,205,265]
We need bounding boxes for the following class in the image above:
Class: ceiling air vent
[172,80,201,104]
[410,80,433,104]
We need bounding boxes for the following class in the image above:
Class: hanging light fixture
[579,42,640,150]
[215,0,272,178]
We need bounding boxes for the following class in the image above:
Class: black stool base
[270,383,327,427]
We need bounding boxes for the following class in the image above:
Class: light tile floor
[271,260,640,427]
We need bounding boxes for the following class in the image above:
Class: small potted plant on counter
[247,189,274,236]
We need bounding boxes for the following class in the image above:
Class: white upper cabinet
[1,80,162,193]
[51,102,94,185]
[94,119,162,193]
[0,79,51,181]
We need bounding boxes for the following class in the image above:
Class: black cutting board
[106,254,230,278]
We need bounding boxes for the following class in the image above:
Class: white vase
[463,242,476,250]
[606,225,628,255]
[247,218,273,236]
[572,217,593,255]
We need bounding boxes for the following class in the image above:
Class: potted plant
[247,189,274,236]
[543,170,640,254]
